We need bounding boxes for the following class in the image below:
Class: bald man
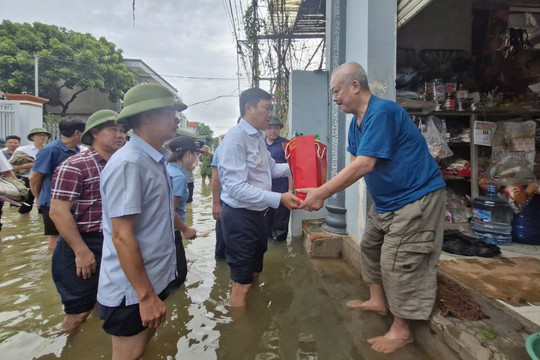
[299,62,445,354]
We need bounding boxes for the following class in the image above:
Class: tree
[0,20,135,116]
[196,122,214,138]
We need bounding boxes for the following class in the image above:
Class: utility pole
[34,54,39,97]
[251,0,260,88]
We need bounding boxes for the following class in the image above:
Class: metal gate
[0,102,16,139]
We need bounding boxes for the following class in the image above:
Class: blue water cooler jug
[511,195,540,245]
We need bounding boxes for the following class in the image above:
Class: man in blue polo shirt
[299,62,445,354]
[30,118,85,252]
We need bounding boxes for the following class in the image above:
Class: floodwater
[0,173,436,360]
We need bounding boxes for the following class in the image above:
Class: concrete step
[302,219,540,360]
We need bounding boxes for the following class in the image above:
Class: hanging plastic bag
[284,135,327,200]
[423,116,453,160]
[484,154,537,212]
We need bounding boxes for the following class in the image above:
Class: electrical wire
[188,89,239,107]
[15,52,244,81]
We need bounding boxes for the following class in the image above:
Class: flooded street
[0,173,436,360]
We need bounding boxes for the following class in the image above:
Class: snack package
[502,185,528,212]
[478,174,499,192]
[422,116,453,160]
[445,189,471,223]
[479,155,538,213]
[443,159,471,178]
[502,182,540,213]
[284,135,327,200]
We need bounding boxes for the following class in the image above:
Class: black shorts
[98,289,170,337]
[41,206,59,235]
[221,203,268,284]
[51,233,103,314]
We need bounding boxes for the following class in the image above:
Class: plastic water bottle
[471,185,513,246]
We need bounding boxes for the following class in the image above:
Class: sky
[0,0,246,136]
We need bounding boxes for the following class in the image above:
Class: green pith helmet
[27,127,52,141]
[268,116,283,128]
[115,83,188,129]
[81,109,119,145]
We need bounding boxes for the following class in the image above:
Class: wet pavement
[0,173,438,360]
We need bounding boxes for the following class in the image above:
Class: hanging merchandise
[422,116,453,160]
[483,154,537,212]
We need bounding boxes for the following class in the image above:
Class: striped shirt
[51,147,106,233]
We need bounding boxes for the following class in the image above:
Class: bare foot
[57,313,89,334]
[367,334,414,354]
[346,299,387,316]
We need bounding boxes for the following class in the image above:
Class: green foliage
[243,3,262,49]
[0,20,135,116]
[196,122,214,138]
[42,113,57,126]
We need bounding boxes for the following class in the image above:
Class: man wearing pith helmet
[11,127,51,214]
[97,83,192,359]
[49,109,124,333]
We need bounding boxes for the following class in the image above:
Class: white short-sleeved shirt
[16,144,40,158]
[0,154,13,173]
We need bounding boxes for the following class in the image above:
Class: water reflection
[0,177,434,360]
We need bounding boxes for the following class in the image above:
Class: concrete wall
[17,102,44,145]
[288,70,329,237]
[397,0,473,53]
[0,97,46,146]
[46,87,118,119]
[343,0,397,241]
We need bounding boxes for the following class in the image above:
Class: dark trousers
[266,204,290,242]
[187,182,194,204]
[169,230,188,288]
[18,177,34,214]
[221,203,268,284]
[215,219,226,259]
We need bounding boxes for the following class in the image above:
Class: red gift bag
[283,135,328,200]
